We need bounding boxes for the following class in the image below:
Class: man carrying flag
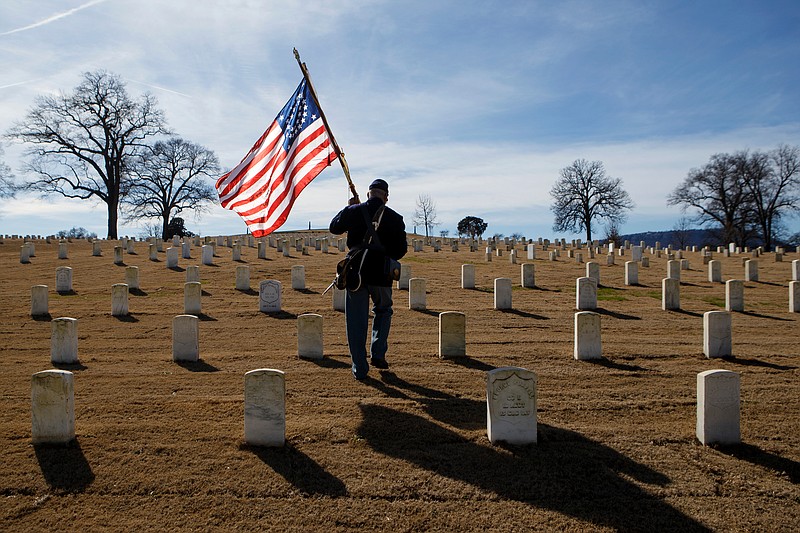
[216,77,336,236]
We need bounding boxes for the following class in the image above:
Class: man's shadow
[357,400,710,531]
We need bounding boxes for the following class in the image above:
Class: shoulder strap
[360,204,385,248]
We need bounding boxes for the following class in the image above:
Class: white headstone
[201,245,213,265]
[166,247,179,268]
[297,314,323,360]
[461,264,475,289]
[184,281,202,315]
[409,278,427,310]
[526,244,536,260]
[20,244,31,264]
[576,277,597,310]
[439,311,466,358]
[332,286,346,311]
[244,369,285,447]
[236,265,251,291]
[58,242,68,259]
[149,243,158,261]
[585,262,600,286]
[725,279,744,312]
[397,264,411,290]
[31,285,48,316]
[662,278,680,310]
[125,266,140,290]
[291,265,306,290]
[55,266,73,294]
[486,367,537,445]
[31,370,75,444]
[111,283,129,316]
[708,260,722,283]
[744,259,758,282]
[574,311,601,360]
[704,311,732,358]
[258,241,267,259]
[182,241,191,259]
[114,246,124,265]
[51,317,78,364]
[494,277,512,310]
[92,241,102,257]
[624,261,638,286]
[696,369,740,445]
[172,314,199,362]
[631,246,642,262]
[521,263,535,288]
[186,265,200,283]
[667,260,681,281]
[259,280,282,313]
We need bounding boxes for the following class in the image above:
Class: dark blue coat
[329,196,407,286]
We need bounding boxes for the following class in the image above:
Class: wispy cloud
[0,0,108,36]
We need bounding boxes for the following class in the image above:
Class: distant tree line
[4,70,220,239]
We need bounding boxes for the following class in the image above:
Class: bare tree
[744,145,800,251]
[550,159,633,242]
[124,138,219,239]
[5,70,168,238]
[413,194,439,242]
[0,146,14,198]
[671,216,694,249]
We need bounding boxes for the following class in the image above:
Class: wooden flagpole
[293,48,360,203]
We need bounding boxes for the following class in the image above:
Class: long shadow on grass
[737,310,793,322]
[719,356,797,371]
[34,440,95,492]
[498,309,549,320]
[595,308,641,320]
[244,443,348,497]
[175,359,219,372]
[714,443,800,483]
[358,404,709,531]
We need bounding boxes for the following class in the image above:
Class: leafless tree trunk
[413,194,439,242]
[5,70,168,238]
[550,159,633,242]
[124,138,219,239]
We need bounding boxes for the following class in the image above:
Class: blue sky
[1,0,799,239]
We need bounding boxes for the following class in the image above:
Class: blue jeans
[345,285,393,379]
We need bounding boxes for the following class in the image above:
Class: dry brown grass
[1,236,798,532]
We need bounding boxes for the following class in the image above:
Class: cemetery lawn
[1,237,798,532]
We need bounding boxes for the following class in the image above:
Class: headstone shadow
[31,313,53,322]
[195,313,218,322]
[669,309,703,317]
[737,310,792,322]
[586,357,650,372]
[238,289,259,296]
[412,308,441,317]
[129,288,148,297]
[243,442,348,497]
[168,266,186,272]
[52,361,88,371]
[296,288,319,295]
[714,443,800,483]
[446,356,497,373]
[719,355,797,371]
[201,290,212,296]
[56,290,78,296]
[113,314,140,323]
[357,405,709,531]
[175,359,219,372]
[595,308,641,320]
[498,308,549,320]
[34,440,95,492]
[308,356,351,369]
[264,311,298,320]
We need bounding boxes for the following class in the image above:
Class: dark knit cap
[369,179,389,193]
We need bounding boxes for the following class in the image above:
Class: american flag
[216,78,336,237]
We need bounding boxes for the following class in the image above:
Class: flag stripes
[216,79,336,237]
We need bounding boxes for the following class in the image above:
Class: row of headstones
[47,307,469,365]
[30,365,742,447]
